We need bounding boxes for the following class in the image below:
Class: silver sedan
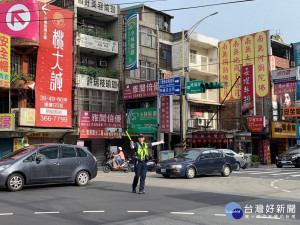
[219,149,247,171]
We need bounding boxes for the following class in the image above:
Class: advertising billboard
[35,3,73,128]
[0,32,10,88]
[219,30,270,101]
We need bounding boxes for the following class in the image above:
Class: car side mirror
[199,156,205,160]
[36,156,43,163]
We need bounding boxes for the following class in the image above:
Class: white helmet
[118,147,122,151]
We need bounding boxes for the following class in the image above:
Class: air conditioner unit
[99,61,107,67]
[196,118,205,127]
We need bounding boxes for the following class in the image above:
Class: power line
[0,0,255,24]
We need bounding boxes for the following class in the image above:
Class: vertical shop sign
[125,8,139,70]
[35,4,73,127]
[0,32,10,88]
[294,42,300,67]
[161,96,173,133]
[0,113,14,131]
[241,65,254,115]
[219,30,270,101]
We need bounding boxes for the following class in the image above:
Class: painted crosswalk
[233,167,300,179]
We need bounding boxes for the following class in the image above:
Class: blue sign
[297,123,300,139]
[294,42,300,67]
[159,77,181,96]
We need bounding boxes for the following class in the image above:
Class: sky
[110,0,299,44]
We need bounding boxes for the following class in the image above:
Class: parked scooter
[103,157,130,173]
[128,158,156,172]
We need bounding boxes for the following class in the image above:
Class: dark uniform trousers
[132,160,147,191]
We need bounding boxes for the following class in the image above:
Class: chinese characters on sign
[0,113,14,131]
[0,32,10,88]
[248,116,265,132]
[241,65,254,115]
[79,111,123,139]
[219,30,270,101]
[123,81,158,100]
[125,8,139,70]
[127,108,157,125]
[271,121,296,138]
[159,77,181,96]
[75,0,118,16]
[161,96,172,133]
[282,106,300,117]
[78,74,118,91]
[274,82,297,95]
[35,4,73,128]
[78,34,118,54]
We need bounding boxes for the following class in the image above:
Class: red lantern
[186,138,191,144]
[229,139,233,143]
[193,134,198,139]
[207,134,211,139]
[223,139,227,144]
[217,139,222,144]
[200,134,205,139]
[213,140,217,144]
[203,140,207,143]
[192,140,196,145]
[197,139,202,144]
[207,139,211,143]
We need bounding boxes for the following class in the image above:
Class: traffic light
[204,82,223,89]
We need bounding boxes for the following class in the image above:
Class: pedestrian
[130,134,164,194]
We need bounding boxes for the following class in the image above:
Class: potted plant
[250,155,259,168]
[11,72,25,88]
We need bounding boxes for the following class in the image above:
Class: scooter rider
[130,134,164,194]
[114,147,125,167]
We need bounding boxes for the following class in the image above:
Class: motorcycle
[103,157,131,173]
[128,158,156,172]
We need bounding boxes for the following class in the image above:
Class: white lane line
[83,211,105,213]
[257,216,280,220]
[270,172,299,175]
[127,211,148,213]
[282,189,291,193]
[214,214,226,217]
[290,174,300,177]
[34,212,60,215]
[171,212,194,215]
[0,213,13,216]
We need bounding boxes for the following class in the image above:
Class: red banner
[241,65,254,115]
[123,81,158,100]
[248,116,264,132]
[161,96,170,133]
[35,4,73,127]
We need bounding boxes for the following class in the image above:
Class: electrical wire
[0,0,255,23]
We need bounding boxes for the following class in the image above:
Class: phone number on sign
[40,116,68,122]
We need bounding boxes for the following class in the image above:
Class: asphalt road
[0,166,299,225]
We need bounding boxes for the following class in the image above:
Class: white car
[219,149,247,171]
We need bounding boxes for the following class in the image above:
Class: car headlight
[291,155,298,160]
[0,165,11,172]
[170,164,182,169]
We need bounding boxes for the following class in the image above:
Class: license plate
[161,168,166,173]
[281,160,286,164]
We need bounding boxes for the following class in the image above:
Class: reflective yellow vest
[137,143,148,161]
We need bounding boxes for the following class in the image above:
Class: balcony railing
[187,118,242,132]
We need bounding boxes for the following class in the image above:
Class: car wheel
[76,171,90,186]
[6,173,24,192]
[221,165,231,177]
[276,164,283,168]
[103,165,110,173]
[185,167,196,179]
[162,174,170,178]
[235,162,240,171]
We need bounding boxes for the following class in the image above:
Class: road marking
[214,214,226,217]
[171,212,194,215]
[127,211,148,213]
[257,216,280,220]
[270,172,299,175]
[83,211,105,213]
[34,212,60,214]
[290,174,300,177]
[282,190,291,193]
[0,213,13,216]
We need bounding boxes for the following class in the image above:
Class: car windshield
[0,146,38,160]
[284,147,300,154]
[175,150,201,160]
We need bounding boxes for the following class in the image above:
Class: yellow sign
[219,30,270,101]
[19,108,36,126]
[271,121,296,138]
[0,113,14,131]
[13,138,28,151]
[0,32,10,88]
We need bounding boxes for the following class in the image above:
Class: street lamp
[180,12,219,147]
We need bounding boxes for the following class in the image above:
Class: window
[24,153,36,162]
[211,150,223,158]
[28,55,36,76]
[61,147,77,158]
[201,55,208,71]
[201,150,211,159]
[37,147,58,160]
[160,43,172,70]
[140,26,157,48]
[190,50,196,63]
[140,61,156,80]
[155,14,164,29]
[76,148,88,157]
[11,54,20,73]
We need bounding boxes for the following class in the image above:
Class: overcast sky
[111,0,299,44]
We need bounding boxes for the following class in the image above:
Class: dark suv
[0,144,98,191]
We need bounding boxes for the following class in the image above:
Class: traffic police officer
[130,134,164,194]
